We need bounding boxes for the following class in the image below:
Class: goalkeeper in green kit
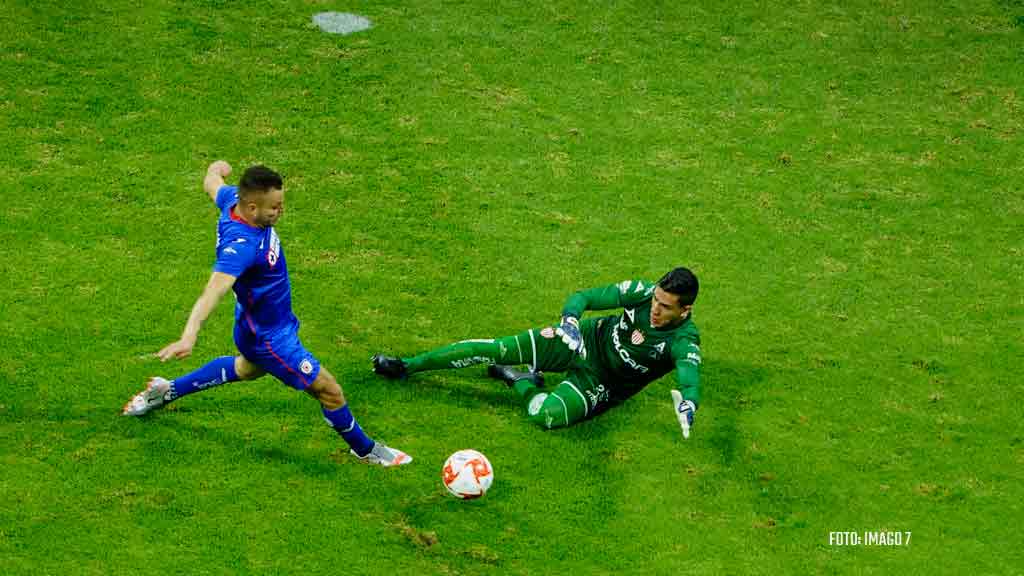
[372,267,702,437]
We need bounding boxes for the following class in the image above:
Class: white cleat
[122,377,172,416]
[351,442,412,467]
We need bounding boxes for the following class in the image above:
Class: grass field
[2,1,1023,574]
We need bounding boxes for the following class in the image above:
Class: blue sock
[322,404,374,457]
[169,356,239,400]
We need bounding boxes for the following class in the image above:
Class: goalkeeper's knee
[525,392,574,430]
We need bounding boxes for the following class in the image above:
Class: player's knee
[526,393,568,430]
[234,356,264,381]
[308,371,344,409]
[314,385,344,410]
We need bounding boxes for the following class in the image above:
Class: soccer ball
[442,449,494,499]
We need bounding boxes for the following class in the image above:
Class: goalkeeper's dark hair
[658,267,699,306]
[238,165,282,199]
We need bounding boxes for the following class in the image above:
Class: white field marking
[312,12,372,35]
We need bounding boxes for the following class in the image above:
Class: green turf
[2,0,1022,574]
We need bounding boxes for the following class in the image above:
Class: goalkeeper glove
[670,389,695,439]
[556,315,586,358]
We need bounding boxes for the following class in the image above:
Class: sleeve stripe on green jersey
[562,381,589,417]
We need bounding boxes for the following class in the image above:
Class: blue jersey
[213,186,297,338]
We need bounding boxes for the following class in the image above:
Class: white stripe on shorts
[514,335,524,364]
[528,329,537,371]
[563,380,589,418]
[552,393,570,427]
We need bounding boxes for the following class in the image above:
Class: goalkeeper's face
[650,286,691,329]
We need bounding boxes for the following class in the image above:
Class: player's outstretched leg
[122,356,257,416]
[310,367,411,467]
[374,331,556,379]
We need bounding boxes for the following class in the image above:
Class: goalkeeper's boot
[122,377,172,416]
[372,354,408,379]
[487,364,545,388]
[351,442,412,467]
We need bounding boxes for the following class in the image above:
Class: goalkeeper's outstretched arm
[670,340,702,438]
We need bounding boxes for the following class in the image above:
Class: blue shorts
[234,323,321,390]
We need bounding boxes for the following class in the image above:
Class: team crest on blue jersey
[300,359,313,375]
[267,229,281,267]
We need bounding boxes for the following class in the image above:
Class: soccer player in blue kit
[123,161,411,467]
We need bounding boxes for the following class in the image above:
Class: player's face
[650,286,690,329]
[251,187,284,228]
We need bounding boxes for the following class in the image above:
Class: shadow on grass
[138,414,358,477]
[369,366,519,409]
[702,358,773,466]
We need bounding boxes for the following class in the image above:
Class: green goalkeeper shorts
[500,325,613,427]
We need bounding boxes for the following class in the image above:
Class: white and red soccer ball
[442,449,494,499]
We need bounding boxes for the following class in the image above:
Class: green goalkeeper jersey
[562,279,702,406]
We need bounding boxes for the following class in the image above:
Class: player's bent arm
[157,272,237,361]
[558,283,623,356]
[561,282,629,318]
[203,160,232,203]
[181,271,237,340]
